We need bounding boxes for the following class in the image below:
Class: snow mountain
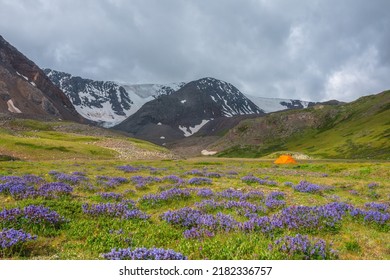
[113,77,265,145]
[44,69,185,127]
[245,95,316,113]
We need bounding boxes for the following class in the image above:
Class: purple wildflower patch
[161,207,238,233]
[0,228,37,250]
[116,165,140,173]
[364,202,389,212]
[196,188,214,197]
[49,171,87,185]
[97,176,128,188]
[350,208,389,226]
[0,205,66,226]
[184,170,204,176]
[188,177,212,185]
[102,247,187,260]
[265,192,286,210]
[293,181,322,193]
[98,192,124,201]
[183,226,214,239]
[241,176,278,186]
[131,176,162,189]
[269,234,338,260]
[140,188,191,205]
[82,202,149,220]
[38,182,73,198]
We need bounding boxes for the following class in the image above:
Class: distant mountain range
[44,69,185,127]
[1,34,388,160]
[44,69,316,129]
[114,77,265,144]
[210,91,390,159]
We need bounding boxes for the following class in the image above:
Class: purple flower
[188,177,212,185]
[265,192,286,210]
[162,175,185,187]
[131,176,161,189]
[367,182,379,189]
[205,172,222,178]
[23,205,67,225]
[140,188,191,205]
[365,202,389,212]
[350,208,389,226]
[98,192,124,201]
[38,182,73,198]
[97,176,128,188]
[270,234,338,260]
[183,227,215,239]
[196,188,214,197]
[82,202,149,220]
[184,170,204,176]
[49,171,88,185]
[102,247,187,260]
[241,176,278,186]
[0,228,37,250]
[117,165,140,173]
[293,181,322,193]
[161,207,238,233]
[1,205,66,226]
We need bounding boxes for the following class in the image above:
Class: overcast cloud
[1,0,389,101]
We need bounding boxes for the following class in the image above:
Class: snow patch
[16,71,28,81]
[160,136,165,139]
[157,122,162,125]
[7,99,22,113]
[178,119,210,137]
[181,99,186,104]
[245,95,311,113]
[201,150,218,156]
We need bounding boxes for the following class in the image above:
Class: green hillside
[214,91,390,159]
[0,117,174,161]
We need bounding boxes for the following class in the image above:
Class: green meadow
[1,158,388,260]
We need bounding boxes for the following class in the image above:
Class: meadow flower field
[0,159,389,260]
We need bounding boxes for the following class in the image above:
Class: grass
[0,118,171,161]
[0,158,389,260]
[216,91,390,160]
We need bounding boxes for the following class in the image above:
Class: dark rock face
[280,99,315,109]
[44,69,133,117]
[0,35,86,122]
[114,77,264,144]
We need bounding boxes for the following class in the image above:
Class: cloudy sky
[1,0,389,101]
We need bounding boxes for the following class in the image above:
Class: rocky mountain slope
[0,35,86,122]
[210,90,390,159]
[113,77,265,144]
[44,69,185,127]
[45,69,318,128]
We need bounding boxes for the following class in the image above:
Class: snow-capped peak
[44,69,186,127]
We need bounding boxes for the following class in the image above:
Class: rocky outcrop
[0,35,87,122]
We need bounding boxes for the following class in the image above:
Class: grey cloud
[1,0,389,101]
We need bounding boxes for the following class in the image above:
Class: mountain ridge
[45,69,317,128]
[113,77,265,144]
[210,90,390,159]
[0,35,86,123]
[44,68,185,127]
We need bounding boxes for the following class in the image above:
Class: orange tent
[274,154,297,164]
